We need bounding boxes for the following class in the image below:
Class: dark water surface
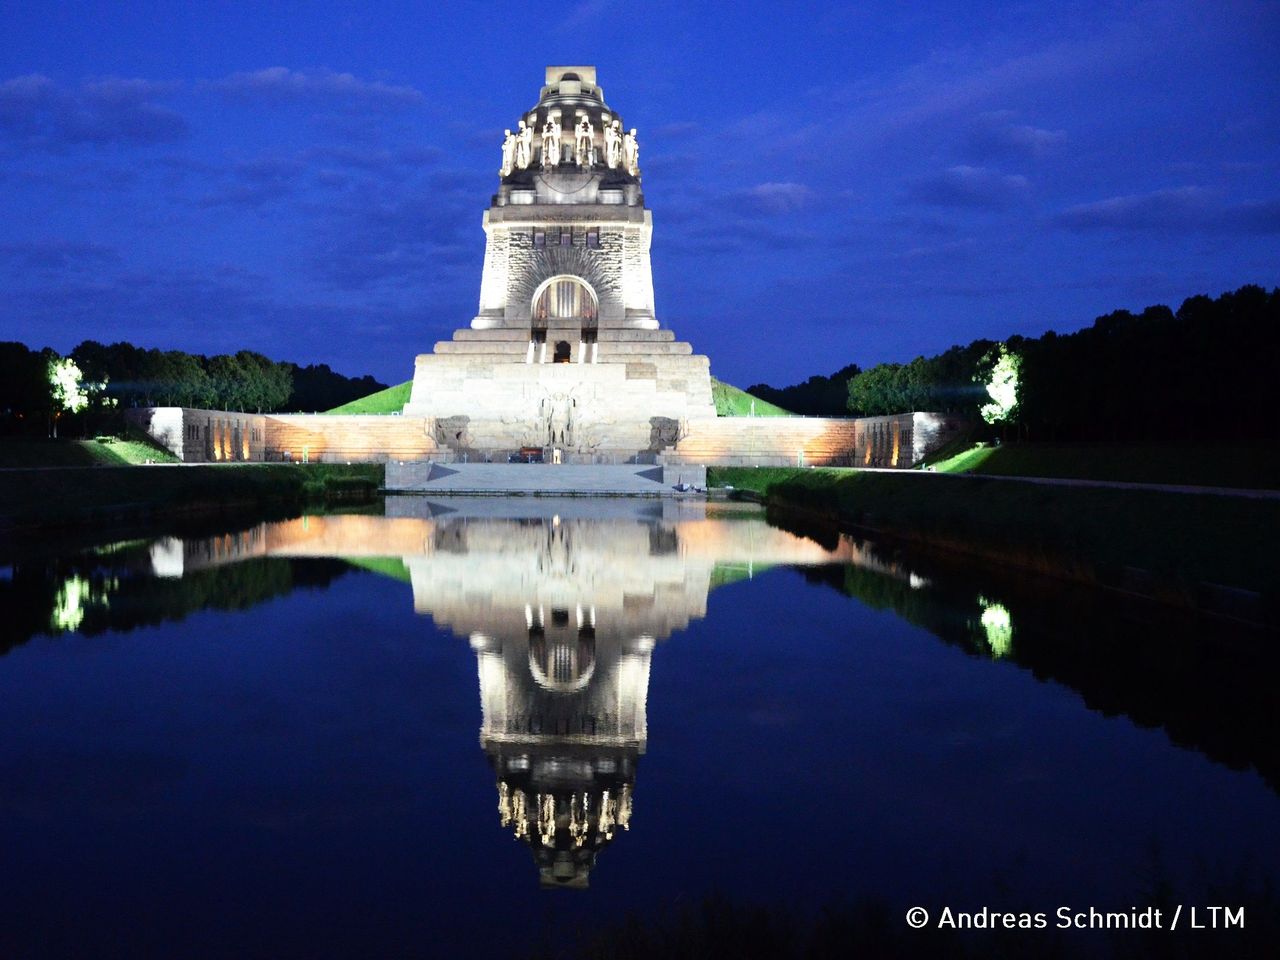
[1,498,1276,958]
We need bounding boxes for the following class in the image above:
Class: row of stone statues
[501,118,639,177]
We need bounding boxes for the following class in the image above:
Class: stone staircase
[385,462,705,495]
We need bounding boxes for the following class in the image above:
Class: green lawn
[0,434,179,468]
[344,556,412,583]
[711,378,792,416]
[929,441,1280,489]
[326,381,413,414]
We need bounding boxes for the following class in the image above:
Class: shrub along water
[709,466,1277,619]
[0,463,384,536]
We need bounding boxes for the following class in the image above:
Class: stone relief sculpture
[499,129,516,177]
[515,120,533,170]
[603,120,622,169]
[542,393,577,448]
[541,119,561,169]
[623,128,640,176]
[575,116,595,169]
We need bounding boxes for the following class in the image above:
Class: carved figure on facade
[622,128,640,177]
[542,393,577,447]
[575,116,595,168]
[515,120,533,170]
[541,119,562,169]
[500,129,516,177]
[603,119,622,169]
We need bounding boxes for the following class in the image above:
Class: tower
[403,66,717,461]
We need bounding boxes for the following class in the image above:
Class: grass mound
[325,380,413,414]
[0,432,179,468]
[711,378,792,417]
[929,442,1280,489]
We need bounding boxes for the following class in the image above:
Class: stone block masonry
[126,408,441,464]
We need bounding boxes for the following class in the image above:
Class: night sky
[1,1,1276,387]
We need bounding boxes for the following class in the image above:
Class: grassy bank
[0,463,384,535]
[930,441,1280,489]
[325,380,412,414]
[709,466,1278,614]
[711,378,792,416]
[0,433,180,468]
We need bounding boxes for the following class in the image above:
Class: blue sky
[1,0,1276,386]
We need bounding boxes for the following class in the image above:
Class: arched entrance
[532,275,598,325]
[530,276,599,365]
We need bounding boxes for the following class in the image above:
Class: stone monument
[403,66,717,463]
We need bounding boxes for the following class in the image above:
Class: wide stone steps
[385,462,705,495]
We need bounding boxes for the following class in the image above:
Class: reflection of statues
[515,120,533,170]
[541,119,561,169]
[499,128,516,177]
[622,128,640,176]
[603,119,622,169]
[575,116,594,168]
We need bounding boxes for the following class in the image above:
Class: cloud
[905,165,1030,208]
[967,111,1066,160]
[306,172,485,289]
[1,255,444,373]
[210,67,424,109]
[0,239,121,271]
[0,73,187,147]
[733,181,813,216]
[198,156,308,208]
[188,144,445,209]
[1053,187,1280,234]
[654,121,700,140]
[555,0,613,32]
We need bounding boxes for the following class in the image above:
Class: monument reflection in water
[154,498,869,888]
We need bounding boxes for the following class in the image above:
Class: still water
[1,497,1276,957]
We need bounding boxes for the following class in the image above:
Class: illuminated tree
[48,357,89,438]
[978,345,1021,426]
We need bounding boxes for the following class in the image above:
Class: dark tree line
[1011,286,1275,441]
[0,339,388,436]
[0,341,59,432]
[750,285,1277,442]
[747,363,862,416]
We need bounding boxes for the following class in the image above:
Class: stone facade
[662,412,966,467]
[403,66,718,463]
[126,408,440,463]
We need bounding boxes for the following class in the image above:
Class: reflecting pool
[0,498,1276,957]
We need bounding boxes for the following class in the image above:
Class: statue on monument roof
[541,118,562,169]
[499,128,516,177]
[515,120,533,170]
[575,115,595,169]
[623,128,640,177]
[603,119,622,170]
